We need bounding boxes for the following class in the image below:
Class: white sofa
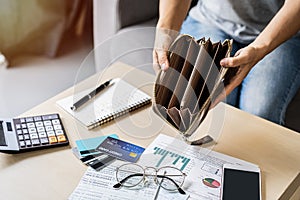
[93,0,158,74]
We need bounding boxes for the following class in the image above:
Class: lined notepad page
[56,78,151,129]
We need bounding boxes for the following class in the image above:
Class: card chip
[129,152,137,158]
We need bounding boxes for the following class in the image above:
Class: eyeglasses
[113,163,186,195]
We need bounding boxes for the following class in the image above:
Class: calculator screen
[0,121,7,146]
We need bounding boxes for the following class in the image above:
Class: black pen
[71,79,113,111]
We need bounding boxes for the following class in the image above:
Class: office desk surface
[0,62,299,200]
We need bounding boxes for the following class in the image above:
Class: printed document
[69,134,257,200]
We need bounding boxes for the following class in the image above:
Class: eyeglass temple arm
[113,173,144,188]
[113,173,185,195]
[157,175,186,194]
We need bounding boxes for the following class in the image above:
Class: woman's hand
[153,0,191,73]
[212,44,266,107]
[221,45,263,94]
[152,28,178,74]
[153,48,169,73]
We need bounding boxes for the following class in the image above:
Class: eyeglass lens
[156,166,184,191]
[116,163,144,187]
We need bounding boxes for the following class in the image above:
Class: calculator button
[54,125,62,130]
[17,130,23,135]
[27,123,35,128]
[35,122,44,127]
[57,135,67,143]
[26,117,34,122]
[24,134,30,140]
[20,118,26,123]
[32,139,40,146]
[52,119,60,125]
[22,124,27,129]
[42,114,58,120]
[18,135,24,140]
[55,130,64,136]
[40,138,49,144]
[43,121,52,126]
[45,126,53,131]
[28,128,37,134]
[38,132,47,138]
[34,116,42,121]
[37,127,45,132]
[25,140,31,146]
[49,136,57,144]
[47,131,55,137]
[30,133,39,140]
[16,124,21,129]
[19,141,25,147]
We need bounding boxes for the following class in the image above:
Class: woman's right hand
[153,47,169,73]
[153,0,192,73]
[153,28,178,74]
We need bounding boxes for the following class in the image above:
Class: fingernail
[220,59,227,66]
[161,63,166,70]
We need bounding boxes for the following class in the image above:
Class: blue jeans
[180,16,300,125]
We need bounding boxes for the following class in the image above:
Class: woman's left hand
[212,44,265,107]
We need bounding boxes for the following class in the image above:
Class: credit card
[86,155,116,171]
[75,134,118,157]
[72,147,116,171]
[96,136,145,163]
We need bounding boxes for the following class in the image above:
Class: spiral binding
[87,98,151,130]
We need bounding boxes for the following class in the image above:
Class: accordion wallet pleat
[168,39,198,110]
[181,43,215,113]
[179,108,192,131]
[166,107,181,129]
[153,34,235,144]
[155,36,190,107]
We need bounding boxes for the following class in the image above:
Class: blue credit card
[75,134,118,157]
[96,136,145,163]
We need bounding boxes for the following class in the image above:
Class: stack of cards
[72,134,145,171]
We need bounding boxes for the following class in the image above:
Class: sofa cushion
[118,0,158,29]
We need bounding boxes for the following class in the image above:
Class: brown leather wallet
[153,34,237,145]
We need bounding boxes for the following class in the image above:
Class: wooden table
[0,62,299,200]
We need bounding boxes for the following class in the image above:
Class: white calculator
[0,113,69,153]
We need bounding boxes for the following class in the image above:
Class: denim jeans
[180,16,300,125]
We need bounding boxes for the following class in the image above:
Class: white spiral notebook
[56,78,151,130]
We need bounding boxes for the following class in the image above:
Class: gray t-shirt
[189,0,284,43]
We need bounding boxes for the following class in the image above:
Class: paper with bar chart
[138,134,257,200]
[69,134,257,200]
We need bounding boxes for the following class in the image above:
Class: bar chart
[153,146,191,171]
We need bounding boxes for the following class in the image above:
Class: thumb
[220,49,243,67]
[156,50,170,71]
[220,56,242,67]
